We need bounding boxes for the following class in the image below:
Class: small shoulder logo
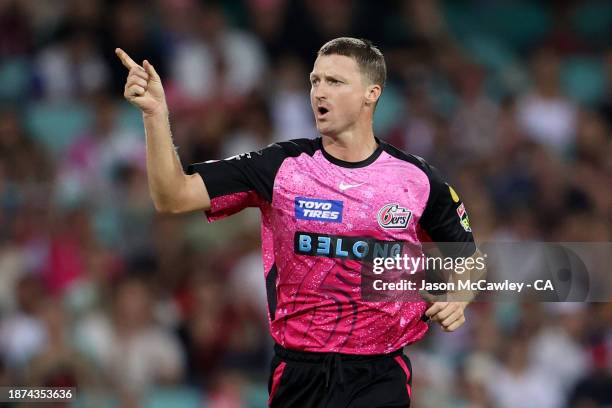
[224,150,263,161]
[456,203,472,232]
[377,203,412,229]
[448,184,460,203]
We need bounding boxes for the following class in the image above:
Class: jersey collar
[319,137,383,169]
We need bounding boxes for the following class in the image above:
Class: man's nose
[313,84,328,100]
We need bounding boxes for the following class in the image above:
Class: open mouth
[317,107,329,115]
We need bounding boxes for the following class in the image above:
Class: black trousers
[268,344,412,408]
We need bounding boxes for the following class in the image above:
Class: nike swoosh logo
[339,182,365,191]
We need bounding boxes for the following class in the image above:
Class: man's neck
[321,124,378,163]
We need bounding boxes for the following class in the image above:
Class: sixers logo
[377,203,412,229]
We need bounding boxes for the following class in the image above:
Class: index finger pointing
[115,48,139,70]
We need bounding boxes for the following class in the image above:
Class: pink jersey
[188,138,475,354]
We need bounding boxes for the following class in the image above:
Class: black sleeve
[187,143,288,203]
[419,164,476,258]
[186,139,315,220]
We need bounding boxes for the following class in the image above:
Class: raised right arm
[115,48,210,214]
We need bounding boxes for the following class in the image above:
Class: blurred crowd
[0,0,611,407]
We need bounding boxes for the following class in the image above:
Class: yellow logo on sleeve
[448,185,460,203]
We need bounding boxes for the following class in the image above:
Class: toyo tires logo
[377,203,412,229]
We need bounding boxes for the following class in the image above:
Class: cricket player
[117,37,481,407]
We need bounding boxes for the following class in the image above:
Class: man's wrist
[142,105,169,120]
[447,290,475,304]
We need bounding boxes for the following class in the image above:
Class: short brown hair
[318,37,386,89]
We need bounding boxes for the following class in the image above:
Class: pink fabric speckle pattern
[206,190,262,222]
[262,150,431,354]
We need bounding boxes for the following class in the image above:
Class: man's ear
[365,84,382,106]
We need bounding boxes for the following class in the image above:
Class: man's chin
[316,123,335,136]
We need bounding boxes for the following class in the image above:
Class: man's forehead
[310,54,359,77]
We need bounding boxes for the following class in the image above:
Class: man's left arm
[423,249,487,332]
[417,163,484,332]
